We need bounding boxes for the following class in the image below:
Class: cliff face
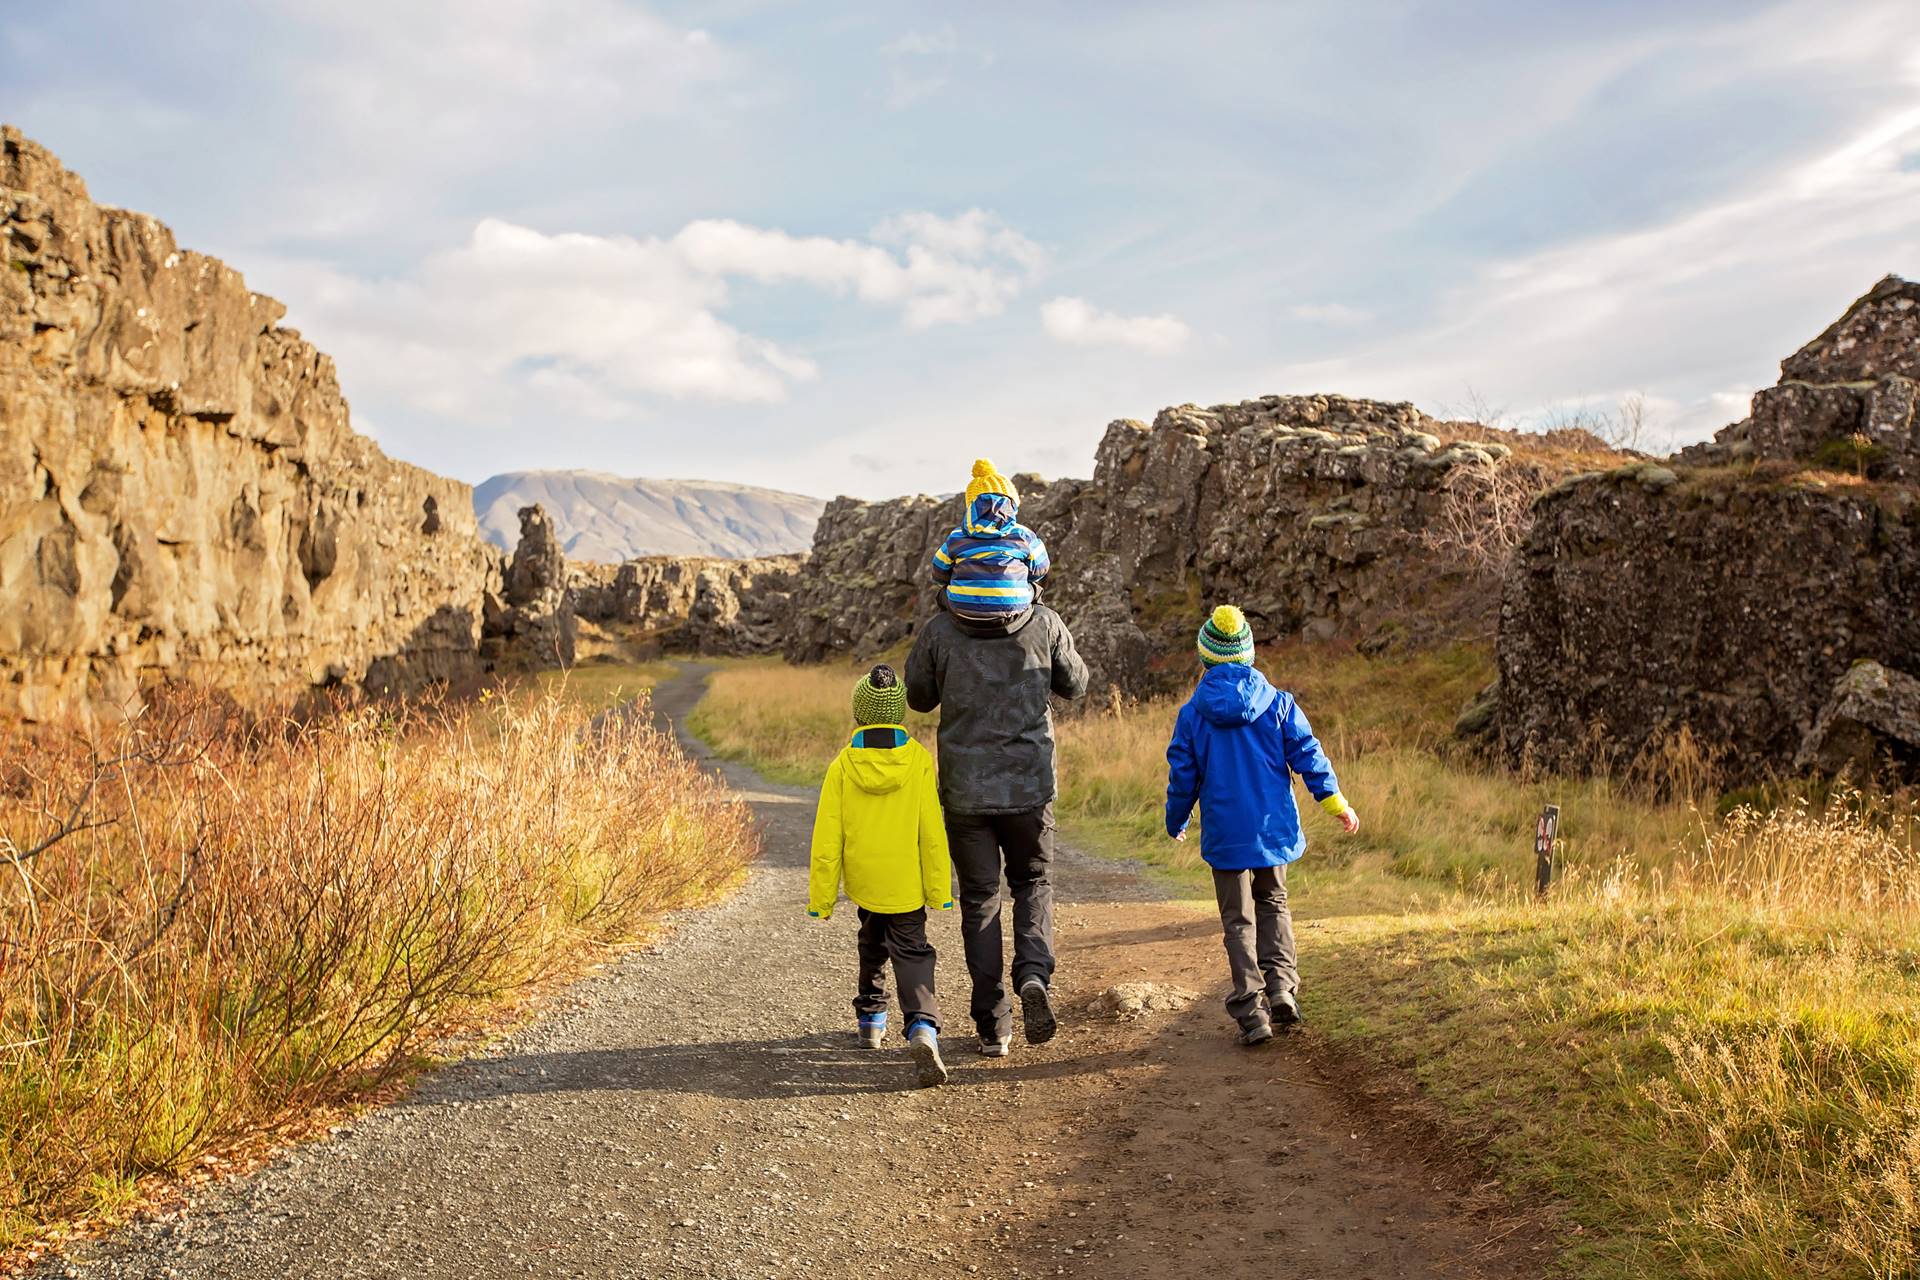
[570,553,803,655]
[1500,277,1920,780]
[784,396,1575,694]
[0,128,501,718]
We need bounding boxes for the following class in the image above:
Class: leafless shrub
[1422,459,1545,583]
[0,686,755,1247]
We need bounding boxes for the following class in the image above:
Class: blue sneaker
[907,1019,948,1088]
[857,1012,887,1049]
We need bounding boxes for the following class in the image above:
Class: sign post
[1534,804,1561,898]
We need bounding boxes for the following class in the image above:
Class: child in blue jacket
[1164,606,1360,1045]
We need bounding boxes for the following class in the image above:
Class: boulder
[1795,661,1920,777]
[1085,983,1199,1020]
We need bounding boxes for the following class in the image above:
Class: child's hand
[1338,809,1360,836]
[1171,828,1188,843]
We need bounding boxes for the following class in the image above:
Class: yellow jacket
[808,726,953,918]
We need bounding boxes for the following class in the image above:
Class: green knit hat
[1197,605,1255,666]
[852,664,907,725]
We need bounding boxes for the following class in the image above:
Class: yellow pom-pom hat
[1197,604,1255,666]
[964,457,1019,508]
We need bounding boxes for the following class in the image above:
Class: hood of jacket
[965,492,1019,535]
[841,735,915,795]
[1194,662,1278,727]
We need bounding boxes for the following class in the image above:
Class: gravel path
[40,666,1549,1279]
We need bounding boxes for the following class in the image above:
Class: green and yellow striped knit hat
[852,664,907,725]
[1197,605,1255,667]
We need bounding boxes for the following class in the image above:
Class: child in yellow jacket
[808,664,955,1087]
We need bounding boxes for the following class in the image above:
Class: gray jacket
[904,605,1090,816]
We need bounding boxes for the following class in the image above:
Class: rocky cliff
[784,396,1603,694]
[569,552,803,655]
[0,128,503,718]
[1499,277,1920,780]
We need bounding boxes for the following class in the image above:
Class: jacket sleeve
[1049,613,1090,700]
[1165,703,1201,837]
[917,751,954,909]
[905,624,941,713]
[1026,528,1051,582]
[1279,697,1348,813]
[807,757,846,917]
[930,530,956,587]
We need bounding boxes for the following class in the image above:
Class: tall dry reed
[0,688,753,1246]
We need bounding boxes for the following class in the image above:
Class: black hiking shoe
[1271,991,1302,1028]
[1241,1018,1275,1047]
[1019,978,1057,1045]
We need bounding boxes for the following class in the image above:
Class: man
[905,472,1089,1057]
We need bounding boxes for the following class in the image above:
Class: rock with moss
[1794,660,1920,777]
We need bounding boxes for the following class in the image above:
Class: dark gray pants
[1212,864,1297,1029]
[947,804,1056,1040]
[854,908,938,1029]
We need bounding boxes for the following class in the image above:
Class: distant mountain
[473,471,825,563]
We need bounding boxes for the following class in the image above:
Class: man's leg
[947,812,1011,1041]
[998,804,1057,992]
[1251,864,1299,1009]
[1212,868,1267,1029]
[853,907,890,1018]
[882,908,939,1030]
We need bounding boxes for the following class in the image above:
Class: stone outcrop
[784,396,1584,694]
[1498,277,1920,781]
[570,553,802,655]
[1,127,504,718]
[783,494,951,664]
[486,506,575,669]
[1795,660,1920,777]
[1680,276,1920,480]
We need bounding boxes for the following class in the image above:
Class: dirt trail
[42,667,1549,1279]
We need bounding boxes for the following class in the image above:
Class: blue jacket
[1164,664,1344,870]
[930,494,1050,620]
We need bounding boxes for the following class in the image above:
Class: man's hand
[1338,809,1360,836]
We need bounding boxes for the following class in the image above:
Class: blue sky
[8,1,1920,499]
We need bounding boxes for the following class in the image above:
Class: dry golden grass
[0,686,754,1249]
[687,656,933,785]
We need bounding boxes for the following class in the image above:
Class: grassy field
[0,681,753,1254]
[690,646,1920,1279]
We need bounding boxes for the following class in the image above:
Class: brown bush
[0,688,754,1246]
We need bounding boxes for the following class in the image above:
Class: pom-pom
[868,664,898,689]
[1210,604,1247,634]
[971,458,995,478]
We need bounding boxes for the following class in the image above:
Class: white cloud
[1290,302,1371,327]
[674,210,1041,328]
[880,22,991,109]
[1040,296,1191,352]
[266,208,1043,431]
[884,26,958,58]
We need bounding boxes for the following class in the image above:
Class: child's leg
[1250,865,1298,1004]
[882,908,940,1030]
[853,908,891,1019]
[1211,868,1267,1028]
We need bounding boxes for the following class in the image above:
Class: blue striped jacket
[930,494,1051,620]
